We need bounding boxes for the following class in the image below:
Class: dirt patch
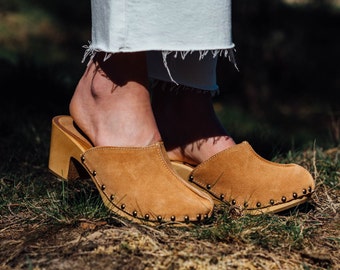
[1,187,339,270]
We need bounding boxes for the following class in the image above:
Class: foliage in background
[1,0,339,159]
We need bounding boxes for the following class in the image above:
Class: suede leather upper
[81,143,214,223]
[189,141,315,213]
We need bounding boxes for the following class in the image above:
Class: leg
[69,52,161,147]
[152,85,236,165]
[149,51,235,164]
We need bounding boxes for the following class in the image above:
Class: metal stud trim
[256,202,261,208]
[231,199,236,205]
[100,197,209,223]
[281,196,287,202]
[293,192,298,199]
[270,199,275,205]
[220,194,225,200]
[80,160,212,225]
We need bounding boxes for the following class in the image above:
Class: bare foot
[69,52,161,147]
[152,81,236,165]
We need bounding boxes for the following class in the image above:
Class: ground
[1,157,339,269]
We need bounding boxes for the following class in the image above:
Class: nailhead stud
[293,192,298,199]
[256,202,261,208]
[220,194,225,200]
[231,199,236,205]
[101,184,105,190]
[244,202,248,208]
[189,175,194,182]
[206,184,211,190]
[184,216,189,223]
[121,204,126,210]
[281,196,287,202]
[196,214,201,221]
[157,215,162,222]
[171,216,176,221]
[144,214,150,220]
[302,189,307,194]
[308,186,312,193]
[132,211,137,217]
[110,194,114,201]
[270,199,275,205]
[81,155,85,162]
[92,171,97,176]
[204,214,209,220]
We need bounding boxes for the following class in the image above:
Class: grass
[192,145,338,249]
[0,126,338,268]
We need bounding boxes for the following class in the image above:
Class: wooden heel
[48,117,86,181]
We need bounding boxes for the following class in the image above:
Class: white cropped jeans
[84,0,236,92]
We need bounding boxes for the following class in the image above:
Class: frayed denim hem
[161,48,238,85]
[81,41,238,87]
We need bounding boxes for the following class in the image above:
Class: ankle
[151,80,236,162]
[152,81,231,144]
[69,53,161,147]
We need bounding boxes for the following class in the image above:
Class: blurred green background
[0,0,339,161]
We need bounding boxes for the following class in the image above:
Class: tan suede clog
[172,141,315,214]
[48,115,214,225]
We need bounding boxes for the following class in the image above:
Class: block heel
[48,116,90,181]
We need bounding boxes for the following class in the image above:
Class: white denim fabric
[85,0,235,91]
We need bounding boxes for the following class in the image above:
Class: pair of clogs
[48,115,315,226]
